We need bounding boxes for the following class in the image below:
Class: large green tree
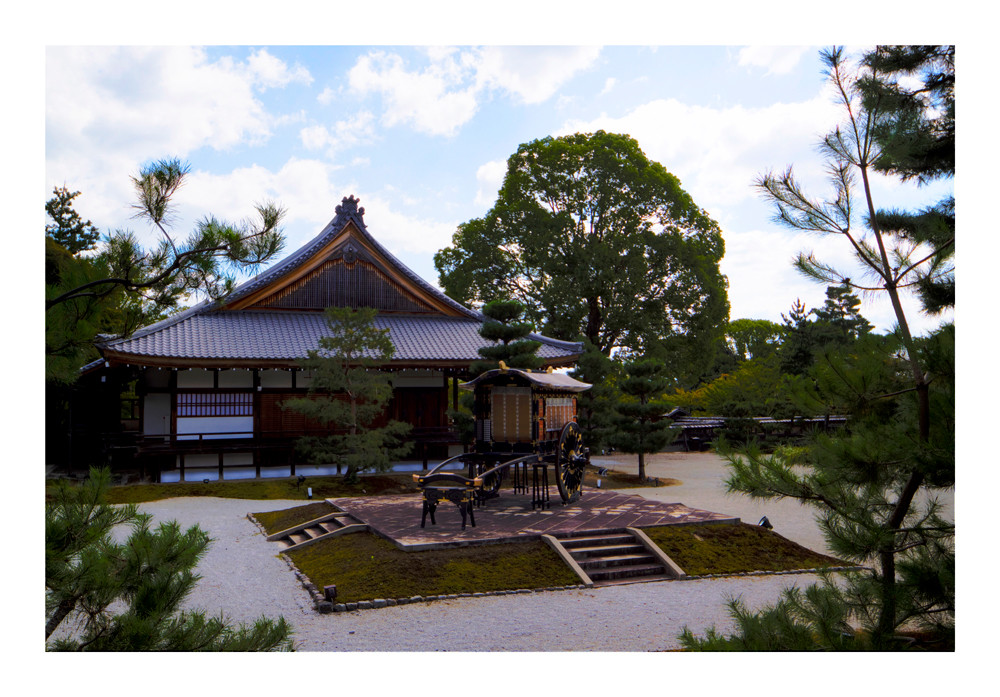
[46,468,291,651]
[434,131,729,381]
[284,307,412,482]
[685,46,955,650]
[725,318,786,363]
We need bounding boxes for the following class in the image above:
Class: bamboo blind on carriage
[544,397,574,432]
[491,386,532,443]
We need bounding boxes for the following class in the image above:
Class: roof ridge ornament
[333,195,367,230]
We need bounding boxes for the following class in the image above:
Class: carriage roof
[459,367,591,393]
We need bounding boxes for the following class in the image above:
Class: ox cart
[413,365,591,529]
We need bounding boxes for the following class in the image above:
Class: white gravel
[94,496,828,652]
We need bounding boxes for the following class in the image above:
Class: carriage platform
[327,486,739,551]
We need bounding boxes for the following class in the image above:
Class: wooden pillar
[252,369,261,478]
[179,453,185,482]
[218,452,224,480]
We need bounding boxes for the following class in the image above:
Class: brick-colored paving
[329,487,739,550]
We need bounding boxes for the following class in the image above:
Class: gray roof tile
[103,311,580,364]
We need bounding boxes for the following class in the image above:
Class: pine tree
[570,340,621,453]
[284,307,412,482]
[685,46,955,650]
[46,186,101,255]
[860,46,954,314]
[470,299,543,376]
[609,359,677,481]
[46,468,291,651]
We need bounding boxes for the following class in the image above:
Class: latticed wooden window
[177,392,253,417]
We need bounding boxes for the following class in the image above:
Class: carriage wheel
[555,422,585,504]
[477,460,505,497]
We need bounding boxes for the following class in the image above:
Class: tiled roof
[96,196,582,367]
[101,311,580,364]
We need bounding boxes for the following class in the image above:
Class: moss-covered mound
[287,534,580,604]
[643,523,844,576]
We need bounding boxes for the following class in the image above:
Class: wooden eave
[99,352,580,372]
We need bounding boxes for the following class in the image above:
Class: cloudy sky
[41,26,958,342]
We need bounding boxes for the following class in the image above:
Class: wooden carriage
[413,364,591,528]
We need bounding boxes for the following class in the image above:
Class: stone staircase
[546,528,686,586]
[267,511,367,552]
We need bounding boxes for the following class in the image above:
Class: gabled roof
[97,196,582,369]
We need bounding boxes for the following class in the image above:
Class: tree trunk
[860,163,932,645]
[586,296,603,350]
[46,597,77,640]
[637,451,645,481]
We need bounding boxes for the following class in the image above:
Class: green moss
[253,502,337,535]
[102,473,418,505]
[287,534,579,603]
[642,523,844,576]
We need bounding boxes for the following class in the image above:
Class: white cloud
[737,46,810,75]
[46,46,311,222]
[317,87,338,105]
[475,46,602,104]
[558,93,843,218]
[600,77,617,95]
[298,111,376,153]
[346,46,602,136]
[245,48,313,90]
[358,193,458,256]
[474,159,508,206]
[348,51,480,137]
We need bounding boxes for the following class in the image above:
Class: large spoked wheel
[556,421,586,504]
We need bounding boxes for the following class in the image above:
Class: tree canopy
[283,306,412,482]
[434,131,729,381]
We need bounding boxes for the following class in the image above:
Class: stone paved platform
[329,487,740,550]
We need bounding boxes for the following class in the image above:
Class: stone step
[559,534,635,549]
[592,572,675,586]
[576,553,657,570]
[569,543,646,558]
[588,563,668,582]
[555,528,630,541]
[287,532,309,545]
[302,526,326,539]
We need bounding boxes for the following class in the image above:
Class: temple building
[73,196,582,481]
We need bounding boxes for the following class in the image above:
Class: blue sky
[42,40,956,339]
